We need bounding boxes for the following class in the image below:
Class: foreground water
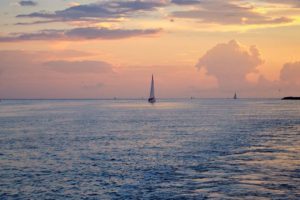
[0,99,299,199]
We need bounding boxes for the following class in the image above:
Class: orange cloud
[196,40,264,90]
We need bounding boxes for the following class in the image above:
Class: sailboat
[233,92,237,99]
[148,75,156,103]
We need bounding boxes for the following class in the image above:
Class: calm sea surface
[0,99,300,199]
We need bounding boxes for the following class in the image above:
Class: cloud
[0,49,299,98]
[15,18,121,26]
[261,0,300,7]
[44,60,113,74]
[196,40,264,90]
[171,0,200,5]
[255,61,300,97]
[19,0,37,7]
[15,19,71,26]
[14,0,296,28]
[195,40,300,97]
[280,62,300,85]
[0,27,162,42]
[172,0,293,25]
[0,30,63,42]
[65,27,162,39]
[17,0,166,21]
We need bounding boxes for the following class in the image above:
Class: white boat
[148,75,156,103]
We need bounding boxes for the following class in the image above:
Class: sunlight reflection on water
[109,100,189,110]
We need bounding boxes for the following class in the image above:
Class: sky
[0,0,300,99]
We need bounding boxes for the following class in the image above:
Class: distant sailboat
[148,75,156,103]
[233,92,237,99]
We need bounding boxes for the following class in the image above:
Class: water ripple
[0,99,299,199]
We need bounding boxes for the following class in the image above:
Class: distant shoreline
[282,96,300,100]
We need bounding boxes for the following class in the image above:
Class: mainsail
[148,75,156,103]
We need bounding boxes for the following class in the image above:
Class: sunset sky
[0,0,300,98]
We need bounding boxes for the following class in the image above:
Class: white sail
[150,75,155,98]
[148,75,156,103]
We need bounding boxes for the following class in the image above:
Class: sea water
[0,99,299,199]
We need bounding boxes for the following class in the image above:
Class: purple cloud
[171,0,200,5]
[19,0,37,7]
[0,27,163,42]
[172,0,293,25]
[15,0,294,26]
[17,0,166,21]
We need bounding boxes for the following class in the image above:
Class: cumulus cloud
[280,62,300,85]
[194,40,300,97]
[172,0,293,25]
[276,61,300,96]
[19,0,37,7]
[196,40,264,90]
[0,27,162,42]
[256,61,300,97]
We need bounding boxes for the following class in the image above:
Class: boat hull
[148,98,156,103]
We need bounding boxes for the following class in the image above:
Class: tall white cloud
[196,40,263,90]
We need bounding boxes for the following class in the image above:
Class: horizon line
[0,97,283,100]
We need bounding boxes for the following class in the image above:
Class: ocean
[0,99,299,199]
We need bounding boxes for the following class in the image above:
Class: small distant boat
[282,96,300,100]
[233,92,237,99]
[148,75,156,103]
